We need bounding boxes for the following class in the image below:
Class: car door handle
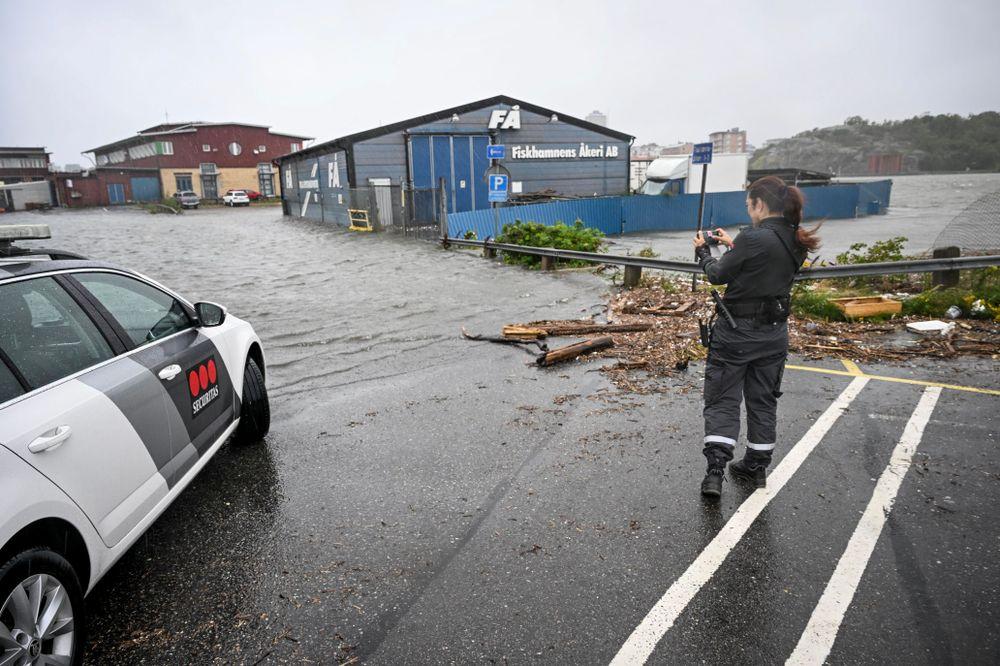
[28,425,72,453]
[158,364,182,381]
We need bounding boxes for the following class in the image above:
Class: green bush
[834,237,911,291]
[835,237,908,265]
[904,268,1000,320]
[463,230,478,240]
[497,219,604,268]
[142,198,183,214]
[637,246,660,258]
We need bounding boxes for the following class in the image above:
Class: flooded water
[610,172,1000,260]
[16,205,609,399]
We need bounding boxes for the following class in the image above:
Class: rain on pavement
[10,197,1000,664]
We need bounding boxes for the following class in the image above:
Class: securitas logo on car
[188,357,220,417]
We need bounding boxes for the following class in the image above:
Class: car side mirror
[195,302,226,327]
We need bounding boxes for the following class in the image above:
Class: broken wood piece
[501,325,548,340]
[536,336,614,366]
[461,327,549,352]
[525,322,652,336]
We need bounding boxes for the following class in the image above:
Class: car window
[0,277,115,389]
[74,272,193,346]
[0,359,24,404]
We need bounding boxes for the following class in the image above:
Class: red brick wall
[55,169,158,207]
[95,124,307,170]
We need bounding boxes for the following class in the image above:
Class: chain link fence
[933,187,1000,254]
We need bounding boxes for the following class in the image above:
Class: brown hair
[747,175,821,251]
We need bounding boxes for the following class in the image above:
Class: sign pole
[690,142,713,292]
[692,163,708,291]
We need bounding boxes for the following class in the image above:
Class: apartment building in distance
[709,127,747,154]
[84,122,312,202]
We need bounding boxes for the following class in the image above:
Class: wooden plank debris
[536,337,614,366]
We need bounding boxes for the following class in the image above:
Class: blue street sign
[488,174,508,203]
[692,142,713,165]
[487,144,505,160]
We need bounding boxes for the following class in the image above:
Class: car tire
[0,547,86,666]
[235,357,269,444]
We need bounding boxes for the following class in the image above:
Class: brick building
[84,122,312,202]
[0,147,51,184]
[709,128,747,154]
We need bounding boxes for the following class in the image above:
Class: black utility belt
[718,296,791,322]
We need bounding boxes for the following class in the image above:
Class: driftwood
[536,336,614,366]
[621,301,695,317]
[526,322,652,336]
[501,325,548,340]
[461,327,549,352]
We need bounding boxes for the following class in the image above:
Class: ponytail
[747,175,821,252]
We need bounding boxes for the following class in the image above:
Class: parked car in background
[0,225,270,665]
[172,191,200,209]
[222,190,250,207]
[244,190,263,201]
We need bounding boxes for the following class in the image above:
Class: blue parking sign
[488,174,508,202]
[692,142,713,165]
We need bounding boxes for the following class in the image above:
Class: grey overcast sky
[1,0,998,165]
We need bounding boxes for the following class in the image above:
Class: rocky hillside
[751,112,1000,175]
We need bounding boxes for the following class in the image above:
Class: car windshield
[638,179,670,195]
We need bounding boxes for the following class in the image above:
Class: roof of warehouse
[277,95,635,162]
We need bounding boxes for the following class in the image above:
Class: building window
[175,173,193,192]
[228,142,242,156]
[202,144,211,152]
[290,143,300,153]
[158,141,174,155]
[199,163,218,175]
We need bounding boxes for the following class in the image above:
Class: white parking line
[786,386,942,665]
[610,376,870,666]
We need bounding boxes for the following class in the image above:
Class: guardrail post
[541,255,555,271]
[931,246,961,288]
[483,239,497,259]
[624,265,642,288]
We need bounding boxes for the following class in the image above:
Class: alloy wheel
[1,574,75,665]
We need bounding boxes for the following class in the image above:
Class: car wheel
[235,357,269,444]
[0,547,85,666]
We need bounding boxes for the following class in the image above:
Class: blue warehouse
[277,95,634,229]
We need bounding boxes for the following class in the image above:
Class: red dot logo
[207,359,217,384]
[199,365,209,390]
[189,371,200,397]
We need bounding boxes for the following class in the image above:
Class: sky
[1,0,998,166]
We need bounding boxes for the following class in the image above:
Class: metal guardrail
[443,237,1000,280]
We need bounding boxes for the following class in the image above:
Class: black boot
[700,444,733,499]
[700,466,726,498]
[729,449,770,488]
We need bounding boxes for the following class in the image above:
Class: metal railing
[442,237,1000,280]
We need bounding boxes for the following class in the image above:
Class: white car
[0,225,270,665]
[222,190,250,207]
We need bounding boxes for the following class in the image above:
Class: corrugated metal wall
[446,180,894,239]
[281,150,351,225]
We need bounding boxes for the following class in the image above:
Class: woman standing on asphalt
[693,176,821,498]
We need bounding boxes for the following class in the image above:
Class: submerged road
[14,206,1000,664]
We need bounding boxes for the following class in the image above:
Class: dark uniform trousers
[703,316,787,466]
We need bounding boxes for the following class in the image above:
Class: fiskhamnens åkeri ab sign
[510,144,621,160]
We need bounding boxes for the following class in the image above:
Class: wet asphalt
[10,205,1000,664]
